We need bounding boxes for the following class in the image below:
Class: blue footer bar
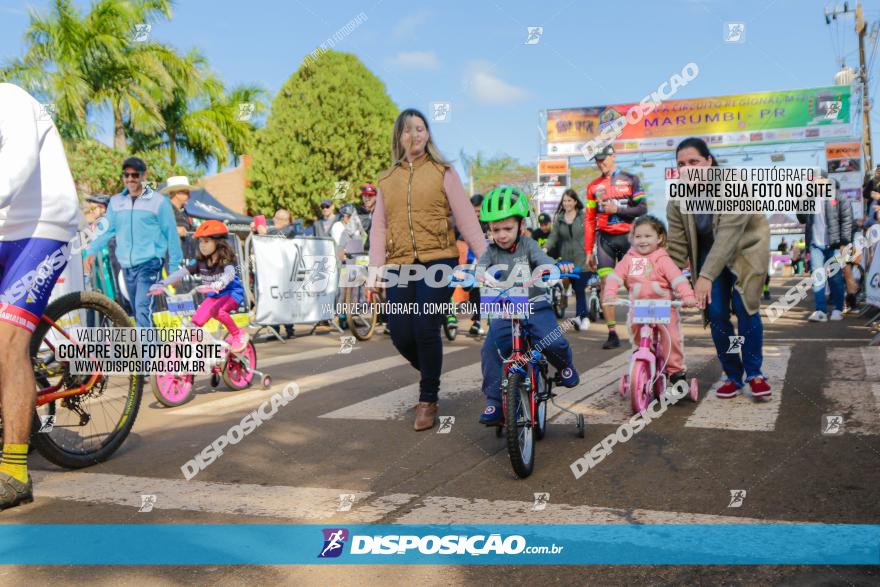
[1,524,878,565]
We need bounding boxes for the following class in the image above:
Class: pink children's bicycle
[613,299,699,414]
[150,289,272,407]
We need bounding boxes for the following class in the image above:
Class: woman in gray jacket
[544,189,590,329]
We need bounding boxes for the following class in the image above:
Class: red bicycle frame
[33,314,104,407]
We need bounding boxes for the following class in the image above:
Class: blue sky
[2,0,879,217]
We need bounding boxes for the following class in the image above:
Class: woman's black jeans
[385,257,458,403]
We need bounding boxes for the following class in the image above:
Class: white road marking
[828,347,880,382]
[320,362,481,420]
[321,345,718,425]
[31,471,416,523]
[394,496,798,525]
[168,346,469,417]
[821,381,880,435]
[684,345,791,432]
[824,347,880,435]
[550,348,716,425]
[30,471,803,527]
[258,345,361,369]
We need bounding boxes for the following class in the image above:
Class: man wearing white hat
[161,176,195,238]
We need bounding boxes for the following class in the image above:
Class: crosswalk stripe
[684,345,791,432]
[31,471,801,526]
[828,347,880,382]
[167,346,469,417]
[320,362,481,421]
[550,348,717,425]
[31,471,417,523]
[321,345,720,425]
[259,345,361,369]
[393,496,798,525]
[822,381,880,435]
[824,347,880,435]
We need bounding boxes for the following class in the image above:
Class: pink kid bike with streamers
[149,288,271,407]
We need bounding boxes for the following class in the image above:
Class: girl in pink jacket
[602,215,698,385]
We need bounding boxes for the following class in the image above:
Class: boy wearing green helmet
[475,187,580,426]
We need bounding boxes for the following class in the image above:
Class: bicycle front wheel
[551,284,565,319]
[30,291,143,469]
[629,360,652,415]
[504,372,535,478]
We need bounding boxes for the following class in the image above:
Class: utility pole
[857,1,873,170]
[826,1,873,170]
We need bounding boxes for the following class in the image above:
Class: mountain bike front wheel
[30,291,143,469]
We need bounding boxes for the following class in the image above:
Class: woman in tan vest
[369,109,487,431]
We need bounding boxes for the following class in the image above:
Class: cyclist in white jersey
[0,83,80,509]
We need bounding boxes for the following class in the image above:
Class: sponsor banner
[866,242,880,308]
[826,142,864,210]
[0,524,877,564]
[547,85,853,154]
[537,159,569,187]
[825,141,860,160]
[252,236,337,324]
[538,159,569,175]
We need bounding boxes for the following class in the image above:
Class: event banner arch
[546,85,852,155]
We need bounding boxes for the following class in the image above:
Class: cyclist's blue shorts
[0,238,70,333]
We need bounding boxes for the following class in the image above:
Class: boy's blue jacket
[86,186,183,270]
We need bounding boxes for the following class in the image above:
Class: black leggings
[385,257,458,403]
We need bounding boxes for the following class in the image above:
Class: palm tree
[127,50,268,170]
[2,0,192,149]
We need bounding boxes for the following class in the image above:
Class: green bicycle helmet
[480,186,530,222]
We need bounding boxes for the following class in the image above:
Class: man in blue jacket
[85,157,183,327]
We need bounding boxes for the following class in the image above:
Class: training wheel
[576,414,585,438]
[262,375,272,389]
[210,372,220,388]
[689,378,699,402]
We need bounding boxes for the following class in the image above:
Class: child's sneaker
[716,380,740,399]
[479,402,503,426]
[227,332,250,354]
[748,376,771,398]
[556,366,580,388]
[468,323,484,336]
[602,330,620,349]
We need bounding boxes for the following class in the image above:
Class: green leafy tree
[460,151,536,195]
[65,138,197,197]
[247,50,398,218]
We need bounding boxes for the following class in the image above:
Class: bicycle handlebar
[608,299,684,307]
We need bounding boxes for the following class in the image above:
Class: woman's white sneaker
[830,310,844,321]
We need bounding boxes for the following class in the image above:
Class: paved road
[3,277,880,585]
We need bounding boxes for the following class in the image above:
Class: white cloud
[393,10,431,39]
[464,61,528,105]
[388,51,440,69]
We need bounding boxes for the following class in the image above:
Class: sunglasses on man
[122,172,141,178]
